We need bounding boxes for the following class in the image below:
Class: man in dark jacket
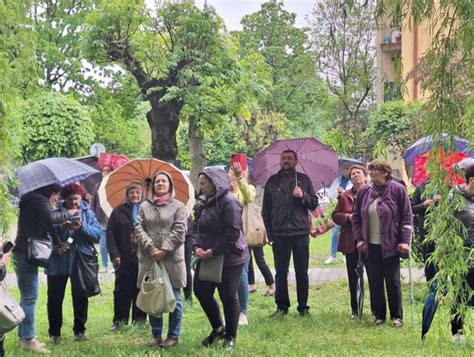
[262,150,318,316]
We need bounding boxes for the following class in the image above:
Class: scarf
[153,193,171,205]
[340,175,350,189]
[131,204,140,224]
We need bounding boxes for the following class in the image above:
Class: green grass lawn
[2,278,473,356]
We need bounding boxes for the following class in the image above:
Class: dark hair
[281,149,298,160]
[35,183,62,199]
[151,172,172,196]
[368,160,392,179]
[349,164,368,177]
[465,164,474,182]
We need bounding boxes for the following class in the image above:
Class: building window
[383,81,402,102]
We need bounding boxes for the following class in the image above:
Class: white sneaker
[452,332,466,344]
[324,256,337,264]
[343,255,346,263]
[18,339,50,354]
[238,313,248,326]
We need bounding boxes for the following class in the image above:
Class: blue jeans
[149,289,183,340]
[330,225,341,258]
[99,230,108,269]
[238,259,249,314]
[13,252,39,341]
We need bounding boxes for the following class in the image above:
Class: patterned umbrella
[403,134,473,165]
[252,138,338,191]
[15,158,99,196]
[97,159,195,217]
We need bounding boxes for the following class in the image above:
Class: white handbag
[0,281,25,334]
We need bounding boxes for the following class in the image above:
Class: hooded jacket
[47,200,102,276]
[261,170,319,239]
[14,191,71,254]
[135,172,188,289]
[454,186,474,247]
[190,167,249,267]
[331,187,358,254]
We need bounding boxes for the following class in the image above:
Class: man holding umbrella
[262,150,319,316]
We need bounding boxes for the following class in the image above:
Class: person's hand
[423,199,433,208]
[61,221,74,231]
[337,186,344,194]
[231,162,243,179]
[56,243,68,256]
[196,248,213,260]
[68,209,79,216]
[433,194,441,203]
[112,257,121,270]
[150,248,167,262]
[398,243,410,254]
[71,221,81,231]
[293,186,303,198]
[347,214,353,223]
[0,262,6,282]
[356,241,366,252]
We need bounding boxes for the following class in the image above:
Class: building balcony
[379,24,402,52]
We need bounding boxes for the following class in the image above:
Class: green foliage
[378,0,474,336]
[0,0,38,235]
[365,100,423,159]
[20,92,94,161]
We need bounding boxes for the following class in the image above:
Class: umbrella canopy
[403,134,473,165]
[412,151,469,187]
[97,152,129,171]
[75,155,102,196]
[97,159,195,217]
[421,283,439,340]
[252,138,338,191]
[15,158,99,196]
[355,253,365,319]
[338,158,363,176]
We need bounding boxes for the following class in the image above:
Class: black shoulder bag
[71,245,101,298]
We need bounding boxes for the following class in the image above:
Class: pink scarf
[153,193,171,205]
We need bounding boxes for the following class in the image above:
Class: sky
[194,0,315,30]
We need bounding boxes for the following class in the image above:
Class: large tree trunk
[188,116,205,187]
[146,94,182,161]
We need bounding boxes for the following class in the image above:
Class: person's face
[368,168,387,185]
[101,166,112,177]
[199,174,216,198]
[64,194,82,209]
[154,174,170,197]
[280,152,297,171]
[127,188,143,204]
[350,169,367,187]
[49,192,60,206]
[342,164,351,177]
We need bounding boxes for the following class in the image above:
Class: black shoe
[74,333,86,342]
[223,337,235,350]
[110,322,121,332]
[132,319,146,328]
[299,308,310,316]
[49,335,60,344]
[270,308,288,317]
[202,328,225,347]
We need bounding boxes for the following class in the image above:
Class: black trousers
[0,334,4,357]
[194,263,244,339]
[113,260,146,324]
[367,244,402,321]
[183,238,193,300]
[272,235,309,312]
[47,275,88,336]
[248,247,275,286]
[345,250,368,315]
[451,267,474,335]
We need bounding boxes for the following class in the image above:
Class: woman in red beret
[46,183,103,343]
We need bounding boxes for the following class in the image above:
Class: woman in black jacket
[191,168,249,350]
[106,182,147,331]
[13,183,76,353]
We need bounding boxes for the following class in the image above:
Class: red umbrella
[252,138,338,191]
[412,150,468,186]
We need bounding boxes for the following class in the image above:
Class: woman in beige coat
[135,172,187,349]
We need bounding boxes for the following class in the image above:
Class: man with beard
[262,150,318,316]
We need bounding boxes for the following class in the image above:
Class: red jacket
[332,188,357,254]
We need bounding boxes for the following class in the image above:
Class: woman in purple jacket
[191,167,249,350]
[353,160,413,328]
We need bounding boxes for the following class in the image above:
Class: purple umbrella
[252,138,338,190]
[403,134,474,165]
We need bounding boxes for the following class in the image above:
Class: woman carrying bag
[191,168,249,350]
[135,172,187,349]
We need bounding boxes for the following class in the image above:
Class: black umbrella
[355,252,365,319]
[421,282,439,340]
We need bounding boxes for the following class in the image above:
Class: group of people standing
[2,150,473,354]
